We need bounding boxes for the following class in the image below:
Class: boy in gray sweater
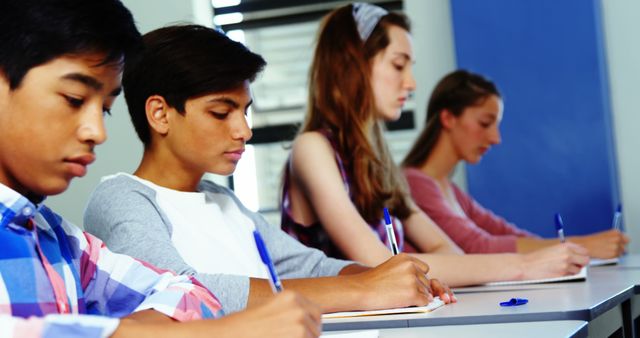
[84,24,452,315]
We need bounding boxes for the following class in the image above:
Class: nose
[232,113,253,142]
[405,71,417,92]
[78,106,107,145]
[489,126,501,145]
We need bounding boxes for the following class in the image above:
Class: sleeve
[453,185,538,238]
[83,180,249,314]
[73,227,224,321]
[0,314,118,338]
[405,169,521,253]
[250,209,353,278]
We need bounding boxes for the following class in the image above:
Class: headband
[352,2,388,41]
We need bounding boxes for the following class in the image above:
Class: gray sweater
[84,174,352,313]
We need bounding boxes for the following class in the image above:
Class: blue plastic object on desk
[500,298,528,307]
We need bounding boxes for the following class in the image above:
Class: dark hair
[300,4,412,224]
[402,70,501,168]
[0,0,141,89]
[123,25,266,146]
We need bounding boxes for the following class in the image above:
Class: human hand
[347,253,432,310]
[569,230,629,259]
[521,242,589,279]
[429,278,456,304]
[223,290,321,338]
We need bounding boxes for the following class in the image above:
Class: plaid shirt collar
[0,183,50,235]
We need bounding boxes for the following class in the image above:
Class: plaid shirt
[0,183,223,337]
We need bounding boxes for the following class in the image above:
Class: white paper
[322,297,444,319]
[482,266,587,287]
[321,330,380,338]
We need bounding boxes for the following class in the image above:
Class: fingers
[428,278,455,304]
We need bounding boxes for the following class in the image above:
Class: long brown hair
[299,4,412,224]
[403,70,501,168]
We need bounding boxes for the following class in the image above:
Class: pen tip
[383,207,391,225]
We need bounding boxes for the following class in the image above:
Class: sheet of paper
[321,330,379,338]
[482,266,587,287]
[589,258,619,266]
[322,297,444,319]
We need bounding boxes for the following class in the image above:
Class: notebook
[322,297,444,319]
[589,258,619,266]
[321,330,379,338]
[482,266,587,287]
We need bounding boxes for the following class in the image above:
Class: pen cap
[383,207,392,225]
[554,213,564,231]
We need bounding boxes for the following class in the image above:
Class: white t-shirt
[124,174,268,279]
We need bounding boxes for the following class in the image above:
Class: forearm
[113,316,238,338]
[247,276,368,313]
[516,237,559,253]
[411,253,523,287]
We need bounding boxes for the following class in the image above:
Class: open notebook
[589,258,619,266]
[322,297,444,319]
[482,266,587,287]
[321,330,379,338]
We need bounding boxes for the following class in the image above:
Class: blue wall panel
[450,0,619,237]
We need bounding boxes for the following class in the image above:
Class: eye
[64,95,85,108]
[479,121,492,128]
[393,63,405,71]
[102,107,112,116]
[210,111,229,120]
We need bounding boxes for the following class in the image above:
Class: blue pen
[383,208,399,255]
[554,213,566,243]
[612,204,622,231]
[253,229,283,293]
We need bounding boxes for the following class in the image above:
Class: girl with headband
[281,3,590,287]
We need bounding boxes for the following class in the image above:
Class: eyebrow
[61,73,121,96]
[206,97,254,109]
[392,52,413,62]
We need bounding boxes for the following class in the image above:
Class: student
[402,69,628,258]
[0,1,322,337]
[281,3,590,287]
[83,24,452,314]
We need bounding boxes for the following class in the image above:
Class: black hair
[0,0,141,89]
[403,70,501,168]
[122,24,267,146]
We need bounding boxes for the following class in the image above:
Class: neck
[418,135,460,184]
[134,143,203,192]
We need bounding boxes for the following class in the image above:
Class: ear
[145,95,170,136]
[440,108,457,130]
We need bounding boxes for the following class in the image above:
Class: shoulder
[291,131,333,154]
[403,167,438,189]
[90,173,155,200]
[84,173,158,221]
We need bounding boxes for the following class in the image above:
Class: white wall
[46,0,213,227]
[403,0,466,188]
[601,0,640,253]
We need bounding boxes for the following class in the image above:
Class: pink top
[403,167,536,253]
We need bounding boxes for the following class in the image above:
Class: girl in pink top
[402,70,628,258]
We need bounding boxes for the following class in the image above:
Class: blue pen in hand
[554,213,566,243]
[253,229,283,293]
[383,208,400,255]
[612,204,622,232]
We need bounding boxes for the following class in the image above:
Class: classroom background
[47,0,640,253]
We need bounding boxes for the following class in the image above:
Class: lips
[64,153,95,177]
[224,148,245,162]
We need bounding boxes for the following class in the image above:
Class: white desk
[324,320,588,338]
[324,260,639,337]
